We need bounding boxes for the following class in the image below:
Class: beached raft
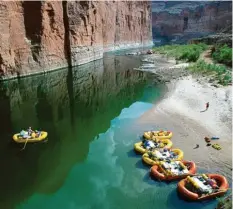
[150,160,196,181]
[177,174,229,201]
[142,148,184,166]
[143,130,173,140]
[134,139,173,154]
[13,131,48,143]
[212,144,221,150]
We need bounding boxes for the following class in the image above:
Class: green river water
[0,54,218,209]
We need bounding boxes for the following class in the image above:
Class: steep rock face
[67,1,152,66]
[0,1,152,79]
[152,1,232,41]
[0,1,68,78]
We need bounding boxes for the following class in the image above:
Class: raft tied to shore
[143,130,173,140]
[142,148,184,166]
[177,174,229,201]
[134,138,173,154]
[150,160,197,181]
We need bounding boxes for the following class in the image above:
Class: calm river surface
[0,53,217,209]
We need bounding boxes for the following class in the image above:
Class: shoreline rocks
[136,53,230,88]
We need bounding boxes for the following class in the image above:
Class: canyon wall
[152,1,232,42]
[0,1,152,80]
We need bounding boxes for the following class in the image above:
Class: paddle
[21,138,28,151]
[211,188,231,194]
[216,188,231,192]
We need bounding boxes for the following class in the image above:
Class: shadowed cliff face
[0,1,152,79]
[0,55,161,209]
[152,1,232,42]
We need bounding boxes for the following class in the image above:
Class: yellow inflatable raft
[13,131,48,143]
[142,148,184,166]
[143,130,173,140]
[134,139,173,154]
[212,144,221,150]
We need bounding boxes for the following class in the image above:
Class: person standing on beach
[206,102,209,111]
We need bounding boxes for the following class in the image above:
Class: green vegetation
[152,43,208,62]
[153,43,232,86]
[212,44,232,67]
[188,60,232,86]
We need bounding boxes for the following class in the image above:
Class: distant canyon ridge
[0,1,152,79]
[152,1,232,43]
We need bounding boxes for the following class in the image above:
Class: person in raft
[35,130,41,137]
[206,102,209,111]
[207,178,219,189]
[27,127,33,135]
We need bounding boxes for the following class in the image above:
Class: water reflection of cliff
[0,55,153,209]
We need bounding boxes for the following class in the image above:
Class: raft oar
[21,138,28,151]
[212,188,231,193]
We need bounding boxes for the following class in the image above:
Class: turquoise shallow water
[0,54,219,209]
[16,101,218,209]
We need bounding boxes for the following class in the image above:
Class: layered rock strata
[152,1,232,41]
[0,1,152,79]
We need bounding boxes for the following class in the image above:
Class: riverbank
[138,76,232,177]
[145,43,232,86]
[135,53,232,181]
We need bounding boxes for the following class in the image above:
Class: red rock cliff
[0,1,152,79]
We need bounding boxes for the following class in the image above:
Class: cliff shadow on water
[0,55,165,209]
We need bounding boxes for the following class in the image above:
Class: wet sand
[135,56,232,180]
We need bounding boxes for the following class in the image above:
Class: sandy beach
[136,56,232,180]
